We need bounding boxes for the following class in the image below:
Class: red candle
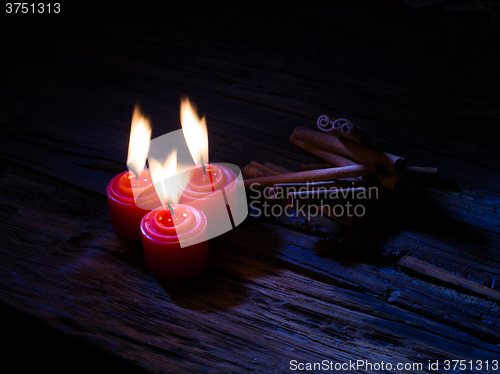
[180,164,236,199]
[107,104,155,240]
[178,164,238,228]
[141,204,209,281]
[106,169,160,240]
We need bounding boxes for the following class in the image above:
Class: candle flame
[149,150,180,210]
[180,97,209,168]
[127,105,152,178]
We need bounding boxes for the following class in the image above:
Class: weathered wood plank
[0,160,499,374]
[1,48,498,318]
[398,255,500,301]
[1,1,500,372]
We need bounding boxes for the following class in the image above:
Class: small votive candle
[140,204,209,281]
[106,169,160,240]
[178,164,238,226]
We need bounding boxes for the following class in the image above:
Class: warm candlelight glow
[127,105,152,178]
[149,150,179,211]
[144,98,247,245]
[180,97,209,168]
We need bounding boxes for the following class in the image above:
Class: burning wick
[199,155,215,192]
[127,104,151,182]
[159,178,175,217]
[200,155,207,176]
[167,201,175,217]
[127,164,139,180]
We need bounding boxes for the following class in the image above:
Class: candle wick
[127,164,139,180]
[200,155,207,176]
[167,201,174,217]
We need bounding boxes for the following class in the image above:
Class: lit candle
[106,169,159,240]
[140,97,247,280]
[106,105,159,240]
[140,204,208,281]
[142,149,210,280]
[176,98,239,229]
[178,163,238,228]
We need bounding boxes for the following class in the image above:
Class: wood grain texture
[1,160,499,373]
[398,255,500,301]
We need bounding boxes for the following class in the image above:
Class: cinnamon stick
[291,136,376,185]
[300,164,334,171]
[288,186,392,206]
[377,172,411,193]
[244,164,375,190]
[274,179,363,191]
[316,115,343,137]
[250,161,281,175]
[243,165,271,179]
[340,122,374,145]
[293,127,406,174]
[338,122,356,142]
[398,255,500,302]
[290,134,377,186]
[288,187,372,202]
[263,162,293,174]
[269,179,363,199]
[289,134,356,167]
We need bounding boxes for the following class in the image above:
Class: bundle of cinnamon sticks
[244,115,437,192]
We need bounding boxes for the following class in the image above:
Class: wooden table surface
[1,1,499,373]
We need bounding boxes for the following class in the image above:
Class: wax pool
[141,205,209,281]
[106,169,160,240]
